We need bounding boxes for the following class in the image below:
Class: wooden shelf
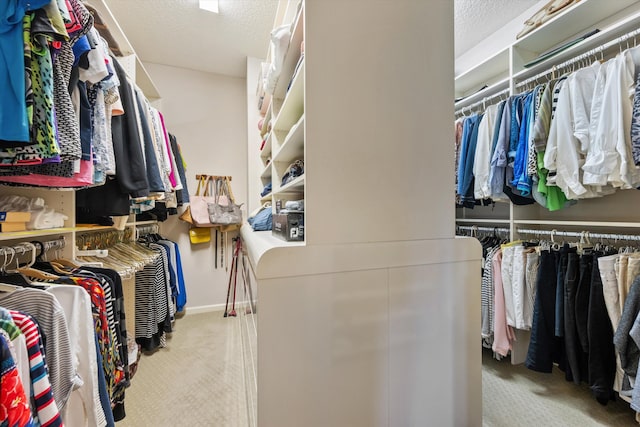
[0,227,74,242]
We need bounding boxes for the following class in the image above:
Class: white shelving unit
[244,1,482,426]
[455,0,640,239]
[254,1,306,240]
[454,0,640,394]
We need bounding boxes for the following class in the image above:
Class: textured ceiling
[454,0,540,57]
[103,0,278,77]
[103,0,539,77]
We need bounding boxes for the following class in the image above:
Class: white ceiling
[103,0,279,78]
[454,0,540,57]
[102,0,541,78]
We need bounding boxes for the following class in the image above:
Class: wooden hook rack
[196,174,232,181]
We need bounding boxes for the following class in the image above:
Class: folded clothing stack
[0,195,68,230]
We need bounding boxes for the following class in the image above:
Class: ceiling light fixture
[199,0,219,13]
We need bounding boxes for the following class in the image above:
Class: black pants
[588,253,616,405]
[526,250,563,372]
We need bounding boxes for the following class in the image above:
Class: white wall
[144,62,248,312]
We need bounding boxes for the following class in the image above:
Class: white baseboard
[184,304,226,315]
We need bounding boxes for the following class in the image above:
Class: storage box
[0,222,27,232]
[0,211,31,222]
[272,212,304,241]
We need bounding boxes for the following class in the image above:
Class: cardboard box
[0,222,27,232]
[0,211,31,222]
[272,212,304,241]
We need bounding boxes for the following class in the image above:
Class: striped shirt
[9,310,62,427]
[0,288,80,410]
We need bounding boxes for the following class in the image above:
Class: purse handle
[224,177,236,204]
[195,175,212,196]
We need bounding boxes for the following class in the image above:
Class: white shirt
[48,285,107,427]
[583,51,640,188]
[473,104,498,200]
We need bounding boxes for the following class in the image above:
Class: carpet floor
[116,311,639,426]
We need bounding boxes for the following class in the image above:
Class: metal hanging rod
[0,237,66,261]
[516,27,640,90]
[42,237,66,252]
[456,225,510,235]
[455,87,510,117]
[136,223,159,239]
[517,228,640,242]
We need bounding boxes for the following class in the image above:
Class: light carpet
[116,311,638,426]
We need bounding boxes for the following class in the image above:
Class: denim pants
[598,254,621,330]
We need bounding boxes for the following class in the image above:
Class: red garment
[0,334,33,427]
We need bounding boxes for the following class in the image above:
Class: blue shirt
[0,0,49,143]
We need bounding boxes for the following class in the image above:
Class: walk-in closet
[3,0,640,426]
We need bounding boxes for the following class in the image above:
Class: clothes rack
[136,223,159,239]
[455,87,510,117]
[456,225,510,237]
[516,27,640,90]
[517,228,640,242]
[76,229,130,250]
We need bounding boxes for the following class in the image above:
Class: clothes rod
[516,27,640,89]
[456,225,510,234]
[455,87,510,116]
[517,228,640,242]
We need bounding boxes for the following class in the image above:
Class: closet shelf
[456,218,510,224]
[273,115,304,164]
[513,220,640,228]
[513,0,639,55]
[455,48,509,98]
[271,4,305,105]
[89,0,161,101]
[240,225,305,270]
[273,175,304,195]
[0,228,74,242]
[260,163,272,180]
[273,60,305,133]
[512,9,640,84]
[261,133,273,161]
[260,194,272,203]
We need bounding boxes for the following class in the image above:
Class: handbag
[189,227,211,244]
[191,176,219,227]
[208,177,243,226]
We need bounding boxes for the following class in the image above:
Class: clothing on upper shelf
[0,0,186,222]
[455,46,640,211]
